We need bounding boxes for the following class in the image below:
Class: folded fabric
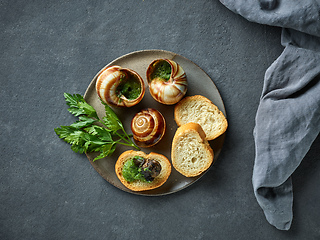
[254,29,320,230]
[219,0,320,230]
[219,0,320,37]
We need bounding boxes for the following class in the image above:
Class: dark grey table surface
[1,1,319,239]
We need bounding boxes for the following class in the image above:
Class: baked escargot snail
[115,151,171,191]
[131,157,162,182]
[146,59,187,105]
[96,65,145,107]
[131,108,166,148]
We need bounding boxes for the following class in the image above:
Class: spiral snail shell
[131,108,166,148]
[96,65,145,107]
[146,59,187,105]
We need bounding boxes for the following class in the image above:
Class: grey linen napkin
[219,0,320,230]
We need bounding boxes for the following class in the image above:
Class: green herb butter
[116,74,141,100]
[122,157,146,182]
[151,60,172,81]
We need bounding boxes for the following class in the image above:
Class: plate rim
[83,49,227,196]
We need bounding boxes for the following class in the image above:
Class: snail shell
[146,59,187,105]
[96,65,145,107]
[131,108,166,148]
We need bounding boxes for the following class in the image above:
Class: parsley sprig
[54,93,139,161]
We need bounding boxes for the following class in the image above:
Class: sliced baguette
[174,95,228,140]
[115,150,171,191]
[171,122,214,177]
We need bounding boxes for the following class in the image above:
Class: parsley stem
[117,141,139,148]
[97,119,139,150]
[112,136,140,149]
[117,131,140,150]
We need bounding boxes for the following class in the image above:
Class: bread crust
[171,122,214,177]
[174,95,228,140]
[115,150,171,191]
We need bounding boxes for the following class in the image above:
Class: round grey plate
[84,49,227,196]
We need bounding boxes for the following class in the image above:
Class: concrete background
[1,0,319,239]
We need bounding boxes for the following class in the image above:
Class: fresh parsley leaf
[54,126,88,153]
[84,125,112,142]
[101,102,123,132]
[102,116,122,132]
[54,125,75,139]
[64,93,99,119]
[70,144,87,154]
[70,116,96,129]
[55,93,139,161]
[93,143,117,161]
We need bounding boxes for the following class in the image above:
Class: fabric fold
[218,0,320,230]
[253,39,320,230]
[219,0,320,37]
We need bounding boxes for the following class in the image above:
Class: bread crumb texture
[174,95,227,140]
[172,123,214,177]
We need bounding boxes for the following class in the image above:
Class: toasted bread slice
[174,95,228,140]
[115,150,171,191]
[171,122,214,177]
